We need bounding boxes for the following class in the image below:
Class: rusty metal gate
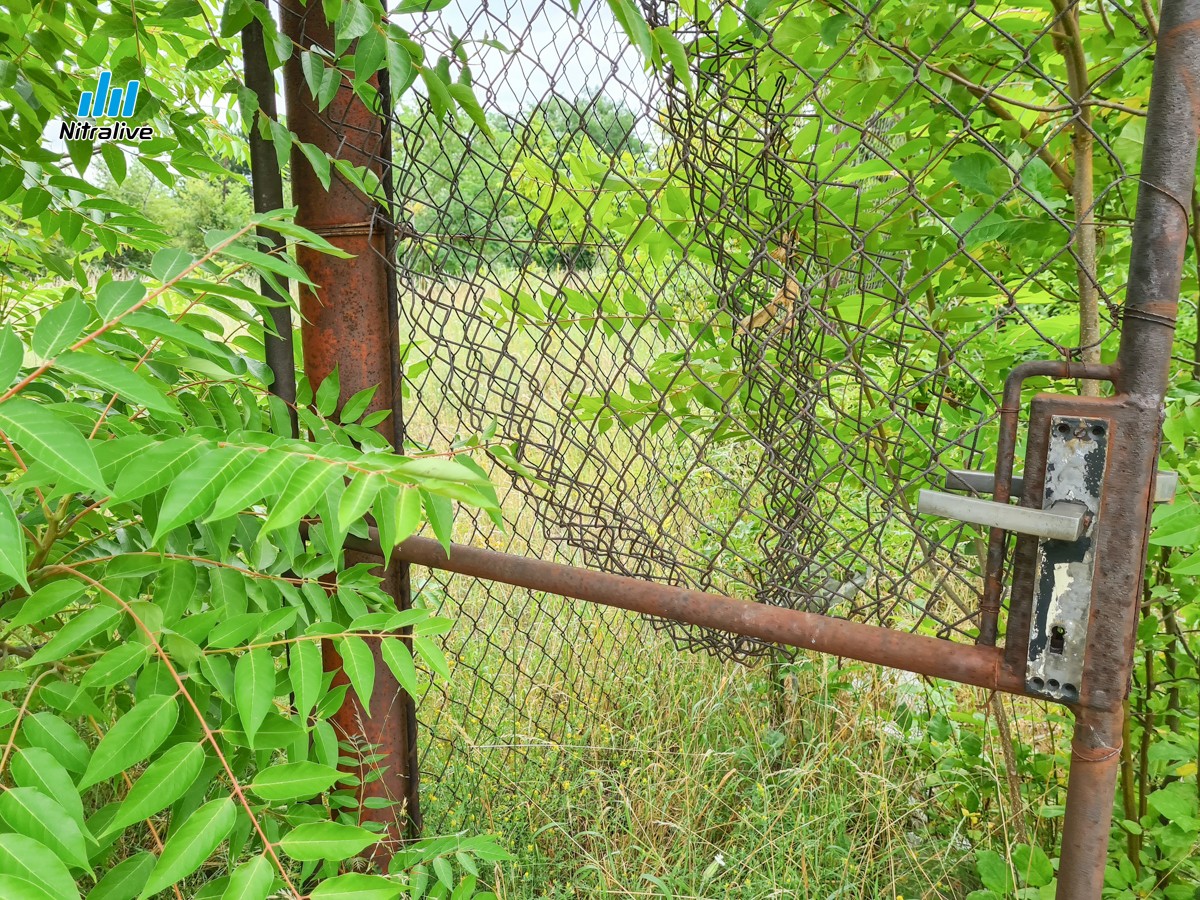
[267,0,1200,895]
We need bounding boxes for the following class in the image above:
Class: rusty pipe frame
[281,0,419,851]
[342,531,1028,696]
[1054,2,1200,897]
[978,360,1115,646]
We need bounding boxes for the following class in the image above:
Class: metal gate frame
[275,0,1200,895]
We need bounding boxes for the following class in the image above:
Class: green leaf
[261,461,342,534]
[433,856,452,887]
[0,787,92,870]
[151,247,196,283]
[380,638,418,697]
[1010,843,1054,888]
[10,748,84,827]
[393,457,489,485]
[0,834,81,900]
[414,636,451,681]
[153,448,254,540]
[221,854,274,900]
[420,68,452,122]
[390,486,422,553]
[21,712,90,774]
[0,325,24,387]
[337,635,375,712]
[278,821,380,861]
[820,12,850,44]
[56,350,179,418]
[32,297,89,358]
[310,873,403,900]
[1151,500,1200,547]
[605,0,653,59]
[10,581,87,629]
[99,143,128,186]
[339,385,376,424]
[207,612,262,650]
[67,138,93,176]
[385,39,413,93]
[0,397,106,491]
[210,568,249,618]
[139,797,236,898]
[23,605,119,667]
[234,647,276,747]
[975,849,1014,894]
[335,0,374,41]
[420,489,453,552]
[290,638,323,721]
[338,471,384,529]
[112,438,203,501]
[81,643,152,691]
[0,493,28,590]
[652,27,692,92]
[1148,782,1198,822]
[80,694,179,789]
[95,279,146,322]
[220,0,254,35]
[315,367,341,416]
[950,209,1010,249]
[951,154,1002,197]
[249,762,343,801]
[446,83,491,134]
[99,742,206,839]
[392,0,451,11]
[89,851,154,900]
[299,141,332,190]
[223,710,304,749]
[206,449,299,521]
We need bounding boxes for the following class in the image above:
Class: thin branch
[52,567,304,900]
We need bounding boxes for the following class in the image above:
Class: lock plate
[1025,416,1108,703]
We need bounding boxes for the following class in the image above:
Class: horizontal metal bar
[945,469,1177,503]
[340,532,1027,697]
[918,490,1088,541]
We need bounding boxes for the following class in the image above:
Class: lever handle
[917,490,1089,541]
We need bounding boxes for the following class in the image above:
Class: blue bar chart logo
[61,70,154,143]
[76,71,140,118]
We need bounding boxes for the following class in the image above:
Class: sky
[429,0,657,116]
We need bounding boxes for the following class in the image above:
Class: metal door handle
[917,490,1090,541]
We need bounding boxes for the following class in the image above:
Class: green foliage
[394,90,650,275]
[1,0,1196,894]
[0,0,505,897]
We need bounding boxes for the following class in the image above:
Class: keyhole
[1049,625,1066,655]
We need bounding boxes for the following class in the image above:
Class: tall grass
[396,270,1064,898]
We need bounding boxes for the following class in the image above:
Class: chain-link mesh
[285,0,1152,836]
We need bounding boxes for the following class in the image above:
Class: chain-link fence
[309,0,1160,838]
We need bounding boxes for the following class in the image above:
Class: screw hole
[1091,424,1105,437]
[1056,423,1071,435]
[1063,683,1077,695]
[1048,678,1061,690]
[1030,677,1045,690]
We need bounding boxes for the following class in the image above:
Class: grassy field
[392,270,1063,898]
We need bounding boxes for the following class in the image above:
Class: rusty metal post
[1056,2,1200,896]
[281,0,420,852]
